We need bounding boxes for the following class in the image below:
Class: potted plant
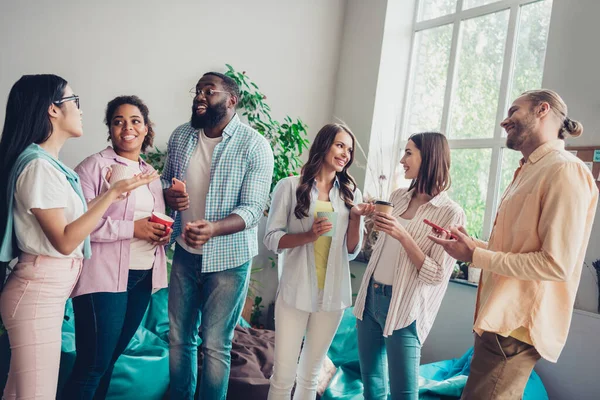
[450,263,461,280]
[455,260,469,280]
[224,64,310,202]
[467,263,481,284]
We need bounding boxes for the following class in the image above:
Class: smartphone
[423,219,458,240]
[171,177,187,193]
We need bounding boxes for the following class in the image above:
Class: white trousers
[267,296,343,400]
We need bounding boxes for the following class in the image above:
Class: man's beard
[190,100,228,129]
[506,116,535,150]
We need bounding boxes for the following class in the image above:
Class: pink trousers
[0,253,82,400]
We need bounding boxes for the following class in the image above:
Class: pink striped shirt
[354,188,465,341]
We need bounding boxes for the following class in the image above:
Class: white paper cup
[109,163,135,185]
[316,211,338,237]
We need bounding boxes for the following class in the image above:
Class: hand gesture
[183,220,215,248]
[134,218,170,245]
[374,212,407,241]
[428,225,476,263]
[308,217,332,241]
[350,203,376,219]
[109,172,159,202]
[165,185,189,211]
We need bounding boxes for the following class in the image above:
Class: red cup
[149,211,174,235]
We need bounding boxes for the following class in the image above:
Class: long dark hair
[0,74,68,287]
[105,95,155,153]
[407,132,451,197]
[294,124,357,219]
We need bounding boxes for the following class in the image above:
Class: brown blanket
[226,325,276,399]
[188,325,275,399]
[177,325,334,400]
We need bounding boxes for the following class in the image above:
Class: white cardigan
[264,176,364,312]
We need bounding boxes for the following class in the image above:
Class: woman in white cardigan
[264,123,373,400]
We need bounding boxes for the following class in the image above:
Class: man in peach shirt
[431,89,598,399]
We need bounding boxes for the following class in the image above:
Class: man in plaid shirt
[161,72,274,399]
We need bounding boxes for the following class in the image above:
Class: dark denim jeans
[63,268,152,400]
[168,244,250,400]
[357,279,422,400]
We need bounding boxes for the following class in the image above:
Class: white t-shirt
[13,159,85,258]
[177,130,223,254]
[121,158,157,270]
[373,217,410,285]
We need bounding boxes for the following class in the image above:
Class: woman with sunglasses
[0,75,157,400]
[62,96,170,399]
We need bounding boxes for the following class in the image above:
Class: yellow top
[314,200,334,290]
[500,326,533,345]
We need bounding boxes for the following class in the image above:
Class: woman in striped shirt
[354,132,466,400]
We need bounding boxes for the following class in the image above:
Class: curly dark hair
[105,95,155,153]
[294,124,357,219]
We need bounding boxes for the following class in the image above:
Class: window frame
[393,0,551,239]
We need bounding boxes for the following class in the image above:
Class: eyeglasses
[54,95,80,109]
[189,87,229,99]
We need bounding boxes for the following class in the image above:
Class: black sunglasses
[54,94,80,109]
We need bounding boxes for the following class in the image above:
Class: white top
[353,188,466,342]
[373,217,410,285]
[177,130,223,254]
[122,159,156,270]
[14,159,85,258]
[264,176,364,312]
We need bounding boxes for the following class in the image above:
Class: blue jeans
[168,244,250,400]
[357,279,421,400]
[63,268,153,400]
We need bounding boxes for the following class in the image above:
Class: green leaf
[219,64,309,207]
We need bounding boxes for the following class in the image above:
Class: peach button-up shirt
[472,140,598,362]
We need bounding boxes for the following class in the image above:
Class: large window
[396,0,553,239]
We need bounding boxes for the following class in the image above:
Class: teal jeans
[168,244,250,400]
[357,279,421,400]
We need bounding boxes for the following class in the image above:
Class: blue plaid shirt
[161,114,274,272]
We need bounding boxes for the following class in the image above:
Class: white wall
[332,0,389,191]
[0,0,346,167]
[536,309,600,400]
[364,0,417,199]
[420,282,477,365]
[543,0,600,149]
[332,0,418,194]
[542,0,600,314]
[0,0,348,325]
